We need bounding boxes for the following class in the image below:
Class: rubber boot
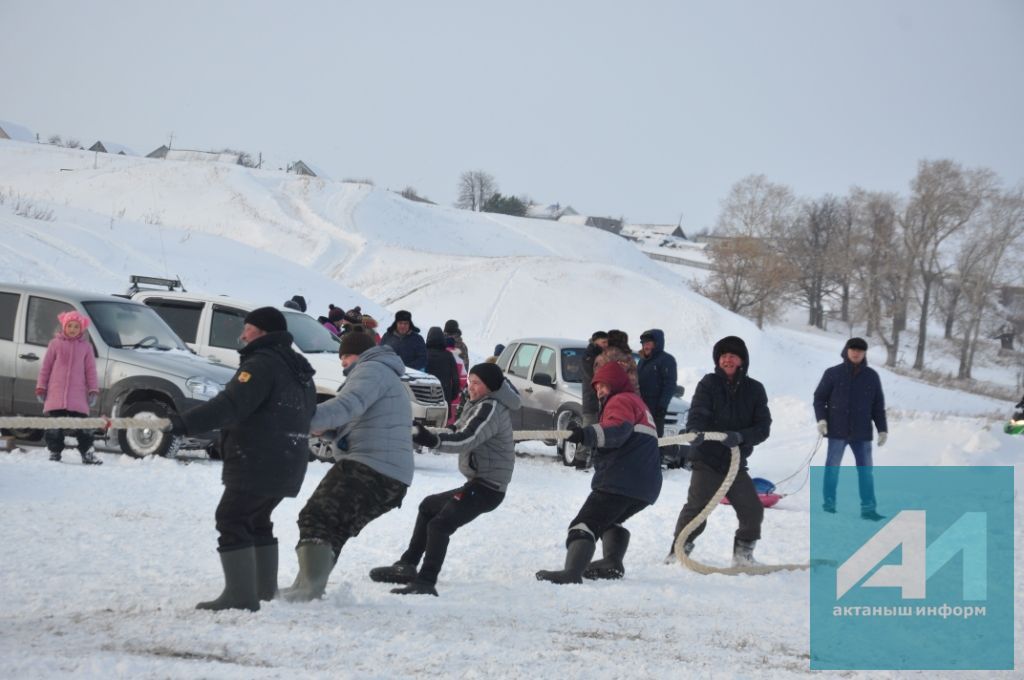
[535,538,596,584]
[732,538,759,568]
[369,561,417,584]
[583,526,630,580]
[279,541,336,602]
[196,546,260,612]
[254,543,279,602]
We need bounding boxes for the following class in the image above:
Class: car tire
[555,407,582,466]
[117,400,183,458]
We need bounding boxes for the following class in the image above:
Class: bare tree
[954,184,1024,379]
[715,174,795,238]
[786,195,845,328]
[456,170,498,212]
[695,236,795,328]
[899,159,995,370]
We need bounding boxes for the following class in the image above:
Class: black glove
[687,431,705,446]
[167,412,187,436]
[413,423,440,448]
[566,423,585,444]
[720,431,743,448]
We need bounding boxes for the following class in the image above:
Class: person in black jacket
[813,337,888,520]
[170,306,317,611]
[637,328,678,461]
[670,336,771,567]
[424,326,460,406]
[380,310,427,370]
[573,331,607,469]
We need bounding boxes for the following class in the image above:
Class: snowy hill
[0,139,1020,678]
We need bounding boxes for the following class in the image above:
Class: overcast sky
[2,0,1022,231]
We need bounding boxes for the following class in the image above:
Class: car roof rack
[127,274,187,294]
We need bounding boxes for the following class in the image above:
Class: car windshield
[560,347,586,383]
[285,311,341,353]
[83,300,189,351]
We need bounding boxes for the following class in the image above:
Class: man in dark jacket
[171,306,317,611]
[424,326,460,406]
[380,310,427,370]
[370,363,521,596]
[573,330,608,469]
[638,328,678,463]
[813,337,888,521]
[537,360,662,584]
[671,336,771,567]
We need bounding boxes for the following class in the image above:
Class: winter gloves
[816,420,827,436]
[565,423,585,444]
[877,431,887,447]
[413,423,439,449]
[720,431,743,448]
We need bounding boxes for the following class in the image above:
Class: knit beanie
[339,327,376,356]
[845,337,868,351]
[58,310,91,333]
[469,362,504,393]
[244,307,287,333]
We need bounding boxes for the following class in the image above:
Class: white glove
[877,432,887,447]
[816,420,827,437]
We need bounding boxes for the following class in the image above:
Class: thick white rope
[0,416,170,431]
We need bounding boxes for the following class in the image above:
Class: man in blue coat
[813,337,888,520]
[638,328,678,463]
[380,310,427,371]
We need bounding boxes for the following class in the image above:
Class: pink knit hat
[58,310,90,333]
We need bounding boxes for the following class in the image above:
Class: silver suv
[0,283,235,457]
[497,337,690,465]
[127,282,449,459]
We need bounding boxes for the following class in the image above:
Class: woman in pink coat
[446,337,468,425]
[36,310,102,464]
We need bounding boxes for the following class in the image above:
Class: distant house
[146,145,242,164]
[287,160,329,179]
[623,223,688,240]
[0,120,36,143]
[557,213,624,235]
[526,202,578,220]
[89,141,136,156]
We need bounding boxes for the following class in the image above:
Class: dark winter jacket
[181,331,316,498]
[686,345,771,474]
[636,329,678,418]
[425,326,460,404]
[435,379,521,492]
[311,345,415,486]
[580,361,662,505]
[813,349,887,442]
[580,342,603,416]
[381,323,427,371]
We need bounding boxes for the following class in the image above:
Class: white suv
[128,284,449,459]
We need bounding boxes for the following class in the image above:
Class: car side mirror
[532,373,554,388]
[674,385,685,398]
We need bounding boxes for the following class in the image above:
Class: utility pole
[168,132,175,149]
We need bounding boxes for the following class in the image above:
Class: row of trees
[455,170,527,216]
[698,161,1024,379]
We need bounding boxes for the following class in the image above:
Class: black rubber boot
[279,541,336,603]
[254,543,278,602]
[732,538,759,567]
[369,561,417,584]
[535,538,596,584]
[196,546,260,612]
[391,579,439,596]
[583,526,630,580]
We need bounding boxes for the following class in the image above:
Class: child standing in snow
[36,310,102,464]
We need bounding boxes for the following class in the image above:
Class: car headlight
[186,376,224,401]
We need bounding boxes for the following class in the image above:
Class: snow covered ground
[0,140,1021,677]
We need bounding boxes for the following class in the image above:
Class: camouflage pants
[297,458,407,557]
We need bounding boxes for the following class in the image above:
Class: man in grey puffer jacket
[281,331,413,602]
[368,362,520,596]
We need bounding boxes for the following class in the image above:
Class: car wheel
[308,435,335,463]
[117,400,183,458]
[555,407,582,466]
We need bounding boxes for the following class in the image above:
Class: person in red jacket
[36,310,102,464]
[536,360,662,584]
